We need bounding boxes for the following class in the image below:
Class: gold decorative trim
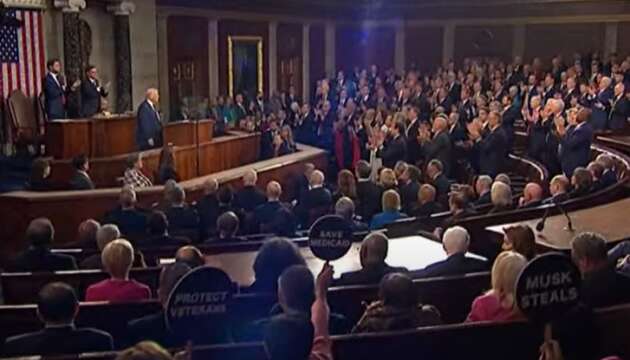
[227,35,264,98]
[3,0,47,9]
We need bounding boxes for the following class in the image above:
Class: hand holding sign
[308,215,353,261]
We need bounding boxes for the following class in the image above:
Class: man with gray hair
[335,197,368,232]
[591,76,613,130]
[80,224,146,269]
[473,175,493,207]
[336,232,408,285]
[234,169,266,212]
[296,169,332,227]
[103,186,147,240]
[136,87,163,150]
[164,185,200,241]
[411,226,487,278]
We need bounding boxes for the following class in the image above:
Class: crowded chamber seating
[1,50,630,360]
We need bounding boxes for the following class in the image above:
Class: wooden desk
[163,119,214,147]
[45,114,136,159]
[486,197,630,250]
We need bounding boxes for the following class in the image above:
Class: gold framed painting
[228,35,263,98]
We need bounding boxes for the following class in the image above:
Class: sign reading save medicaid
[309,215,353,261]
[516,253,581,323]
[166,266,234,343]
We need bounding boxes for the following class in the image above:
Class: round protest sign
[165,266,234,343]
[309,215,353,261]
[516,253,581,323]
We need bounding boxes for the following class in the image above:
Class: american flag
[0,9,45,99]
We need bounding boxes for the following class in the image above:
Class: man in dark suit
[405,106,422,165]
[8,218,77,272]
[127,262,191,348]
[558,108,594,177]
[80,224,146,269]
[80,65,108,117]
[336,232,407,286]
[458,87,476,123]
[141,211,191,247]
[471,111,508,178]
[411,226,487,278]
[254,181,297,237]
[411,184,444,217]
[233,169,267,213]
[473,175,492,207]
[213,211,246,242]
[234,93,248,121]
[376,119,407,169]
[609,83,629,130]
[3,282,113,356]
[195,179,220,239]
[103,186,149,241]
[335,197,368,232]
[427,159,450,206]
[398,165,422,214]
[69,154,94,190]
[136,88,163,150]
[296,170,332,227]
[43,59,69,120]
[164,185,200,242]
[355,160,383,223]
[500,94,520,150]
[419,114,452,176]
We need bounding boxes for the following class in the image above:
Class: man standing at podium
[80,65,109,117]
[136,88,163,150]
[43,59,79,120]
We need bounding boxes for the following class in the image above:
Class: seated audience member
[571,232,630,308]
[164,185,200,241]
[153,180,178,211]
[196,178,220,238]
[141,211,190,247]
[115,341,173,360]
[8,218,77,272]
[175,245,205,268]
[441,191,474,229]
[473,175,493,207]
[71,219,100,248]
[127,263,192,348]
[103,186,149,240]
[212,211,245,242]
[378,168,398,192]
[3,282,113,356]
[336,232,407,285]
[411,184,444,217]
[411,226,488,278]
[466,251,527,322]
[264,264,333,360]
[156,145,180,185]
[123,153,153,188]
[80,224,146,269]
[335,197,368,232]
[544,174,571,204]
[297,170,333,226]
[274,125,298,156]
[370,190,408,230]
[518,182,544,208]
[332,169,357,204]
[398,165,422,214]
[294,162,315,203]
[596,154,617,188]
[355,160,383,222]
[488,181,513,213]
[85,239,151,302]
[569,167,593,198]
[254,181,296,235]
[587,161,606,192]
[247,237,306,293]
[233,169,266,213]
[494,173,511,186]
[426,159,450,205]
[28,158,53,191]
[69,154,95,190]
[394,161,408,184]
[502,224,537,260]
[352,272,442,333]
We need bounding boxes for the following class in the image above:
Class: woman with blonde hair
[466,251,527,322]
[275,125,297,156]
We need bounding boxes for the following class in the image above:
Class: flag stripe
[25,11,35,97]
[17,11,28,96]
[34,11,43,96]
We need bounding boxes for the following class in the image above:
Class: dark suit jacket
[432,173,451,206]
[335,263,408,286]
[356,180,383,223]
[233,186,267,213]
[581,264,630,308]
[136,100,162,150]
[69,171,94,190]
[165,205,200,240]
[3,326,113,357]
[195,194,220,238]
[103,206,149,240]
[300,187,333,212]
[410,252,488,279]
[378,135,407,169]
[473,191,491,207]
[399,180,420,214]
[127,311,187,349]
[405,119,421,164]
[8,247,77,272]
[475,126,508,178]
[43,73,65,120]
[559,122,593,177]
[411,201,444,218]
[80,79,107,117]
[609,96,629,130]
[421,131,452,176]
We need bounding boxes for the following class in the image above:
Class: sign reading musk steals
[516,253,581,322]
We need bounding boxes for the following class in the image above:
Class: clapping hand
[71,79,81,90]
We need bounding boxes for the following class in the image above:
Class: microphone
[556,200,574,232]
[535,197,573,232]
[536,207,550,232]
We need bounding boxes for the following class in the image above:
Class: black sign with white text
[309,215,353,261]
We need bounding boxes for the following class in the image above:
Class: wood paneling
[218,19,269,96]
[524,23,606,63]
[277,23,303,95]
[405,26,444,73]
[335,24,395,72]
[309,24,326,90]
[454,25,514,64]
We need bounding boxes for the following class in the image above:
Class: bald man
[233,169,266,212]
[609,82,629,130]
[136,88,163,150]
[410,226,487,279]
[254,181,296,235]
[518,182,544,208]
[335,232,408,286]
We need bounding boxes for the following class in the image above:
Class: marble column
[107,1,136,113]
[268,21,278,96]
[324,22,335,78]
[302,23,310,101]
[156,13,170,121]
[208,19,219,100]
[512,24,526,60]
[394,21,406,75]
[442,22,455,65]
[604,22,619,58]
[54,0,86,118]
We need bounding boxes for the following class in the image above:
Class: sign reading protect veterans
[166,266,233,342]
[516,253,581,323]
[309,215,353,261]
